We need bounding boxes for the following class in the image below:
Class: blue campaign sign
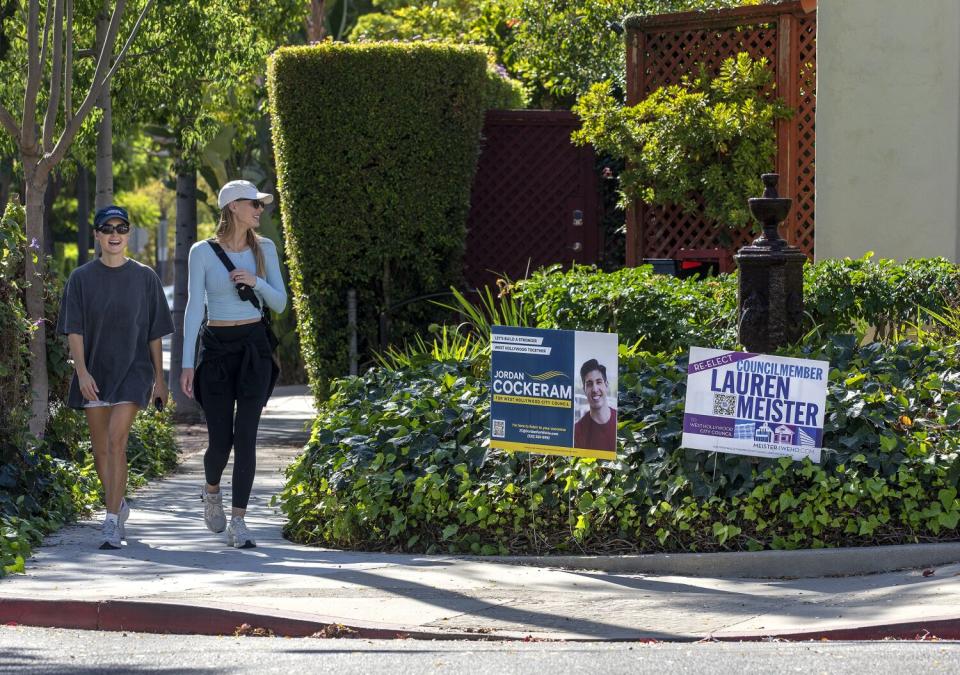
[490,326,618,460]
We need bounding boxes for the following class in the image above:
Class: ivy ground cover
[278,334,960,555]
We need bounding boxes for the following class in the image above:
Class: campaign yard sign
[490,326,618,460]
[681,347,829,462]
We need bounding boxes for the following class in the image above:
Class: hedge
[268,42,490,398]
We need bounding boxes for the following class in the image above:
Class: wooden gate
[464,110,599,289]
[625,0,816,268]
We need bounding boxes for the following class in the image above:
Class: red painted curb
[0,599,98,630]
[4,597,959,642]
[716,617,960,642]
[0,598,503,640]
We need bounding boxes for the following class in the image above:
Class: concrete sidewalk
[3,386,960,641]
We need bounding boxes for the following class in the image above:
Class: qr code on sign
[492,419,506,438]
[713,393,736,417]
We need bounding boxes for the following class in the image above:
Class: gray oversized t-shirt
[57,258,174,409]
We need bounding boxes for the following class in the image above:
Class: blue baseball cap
[93,205,130,229]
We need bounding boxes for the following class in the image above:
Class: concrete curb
[714,615,960,642]
[4,597,960,642]
[0,598,507,641]
[467,542,960,578]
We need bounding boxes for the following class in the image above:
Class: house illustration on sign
[773,425,794,444]
[754,422,773,442]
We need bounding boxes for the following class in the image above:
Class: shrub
[483,61,528,109]
[513,256,960,352]
[0,201,30,436]
[126,407,180,484]
[278,337,960,554]
[804,254,960,340]
[268,42,489,398]
[278,256,960,554]
[514,263,738,353]
[573,52,792,229]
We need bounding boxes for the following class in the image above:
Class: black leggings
[197,324,272,509]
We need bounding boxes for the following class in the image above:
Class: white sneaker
[202,488,226,533]
[227,516,256,549]
[118,498,130,540]
[100,517,121,550]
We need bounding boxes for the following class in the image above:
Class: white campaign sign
[681,347,829,463]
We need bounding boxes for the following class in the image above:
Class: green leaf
[946,403,960,427]
[938,511,960,530]
[939,488,958,511]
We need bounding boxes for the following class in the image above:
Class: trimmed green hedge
[278,338,960,554]
[268,42,490,398]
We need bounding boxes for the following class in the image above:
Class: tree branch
[22,0,41,153]
[97,0,154,88]
[0,103,22,142]
[46,0,155,170]
[38,0,53,77]
[42,0,127,169]
[43,0,66,153]
[65,0,73,125]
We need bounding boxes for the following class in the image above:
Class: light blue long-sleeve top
[181,238,287,368]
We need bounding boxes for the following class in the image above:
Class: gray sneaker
[227,516,256,549]
[202,488,227,533]
[118,498,130,540]
[100,517,122,550]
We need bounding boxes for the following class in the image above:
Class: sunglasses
[243,199,265,210]
[97,223,131,235]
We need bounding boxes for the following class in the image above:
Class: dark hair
[580,359,607,383]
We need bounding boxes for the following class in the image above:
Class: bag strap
[207,238,263,312]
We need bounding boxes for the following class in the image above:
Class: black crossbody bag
[206,239,280,359]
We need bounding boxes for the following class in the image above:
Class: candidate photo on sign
[573,358,618,452]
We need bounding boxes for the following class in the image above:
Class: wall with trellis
[625,1,816,268]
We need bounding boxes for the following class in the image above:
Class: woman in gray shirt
[58,205,174,550]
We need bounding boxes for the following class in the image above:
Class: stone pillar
[736,174,806,352]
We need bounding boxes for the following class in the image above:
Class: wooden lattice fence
[625,0,816,268]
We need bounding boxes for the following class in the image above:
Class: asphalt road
[1,626,959,674]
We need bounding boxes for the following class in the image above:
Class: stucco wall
[815,0,960,262]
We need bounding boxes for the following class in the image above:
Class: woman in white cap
[58,205,174,550]
[180,180,287,548]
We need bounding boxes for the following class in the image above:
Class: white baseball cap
[217,180,275,209]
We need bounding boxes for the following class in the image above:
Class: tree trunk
[0,156,12,211]
[156,212,168,283]
[94,91,113,210]
[306,0,327,42]
[77,165,90,266]
[42,174,58,258]
[94,7,113,212]
[169,164,200,419]
[24,167,50,438]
